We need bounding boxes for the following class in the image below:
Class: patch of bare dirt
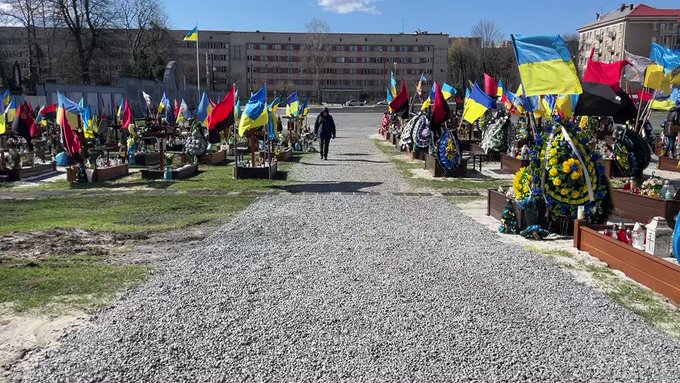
[0,225,215,382]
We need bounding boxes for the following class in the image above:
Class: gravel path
[17,112,680,382]
[287,112,408,193]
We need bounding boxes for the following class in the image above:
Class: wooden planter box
[276,147,293,162]
[198,150,227,165]
[93,164,128,182]
[470,143,500,161]
[459,139,481,151]
[0,163,56,181]
[424,153,467,177]
[409,147,427,161]
[181,150,227,165]
[67,164,129,183]
[598,159,625,178]
[487,188,528,229]
[574,220,680,305]
[234,162,278,179]
[141,164,199,180]
[487,188,573,234]
[133,152,161,167]
[611,189,680,226]
[657,156,680,173]
[500,153,530,174]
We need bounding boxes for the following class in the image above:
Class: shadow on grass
[331,159,389,164]
[272,181,382,193]
[299,162,337,167]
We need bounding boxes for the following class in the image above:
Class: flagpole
[196,29,201,101]
[510,34,538,141]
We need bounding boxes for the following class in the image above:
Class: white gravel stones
[287,112,408,193]
[17,112,680,382]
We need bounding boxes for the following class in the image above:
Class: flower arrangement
[640,177,664,198]
[184,122,208,159]
[480,113,508,154]
[164,153,174,167]
[514,120,612,224]
[437,130,461,170]
[612,128,649,178]
[596,142,615,160]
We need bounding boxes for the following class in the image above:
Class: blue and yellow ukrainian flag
[511,34,582,96]
[0,96,13,134]
[506,91,525,114]
[238,84,268,136]
[183,26,198,42]
[463,83,495,124]
[194,92,212,124]
[285,91,299,117]
[116,98,125,121]
[158,92,170,113]
[2,89,10,107]
[421,83,437,110]
[390,72,397,98]
[269,95,281,114]
[177,99,191,123]
[542,95,557,116]
[556,94,578,119]
[497,80,504,98]
[441,83,457,100]
[57,92,83,129]
[299,98,308,117]
[82,104,96,139]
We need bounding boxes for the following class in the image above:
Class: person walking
[314,107,336,160]
[663,103,680,158]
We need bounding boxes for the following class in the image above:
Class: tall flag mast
[184,26,200,99]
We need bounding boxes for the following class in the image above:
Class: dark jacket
[664,107,680,136]
[314,113,336,139]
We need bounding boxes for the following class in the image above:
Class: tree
[302,18,329,103]
[51,0,116,84]
[471,20,502,73]
[116,0,171,81]
[0,0,44,84]
[448,38,480,89]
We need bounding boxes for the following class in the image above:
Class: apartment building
[576,3,680,72]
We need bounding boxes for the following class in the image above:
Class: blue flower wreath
[437,129,462,171]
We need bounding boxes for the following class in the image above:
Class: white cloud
[317,0,381,15]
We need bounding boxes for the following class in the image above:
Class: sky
[166,0,680,37]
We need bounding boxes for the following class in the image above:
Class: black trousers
[319,138,331,158]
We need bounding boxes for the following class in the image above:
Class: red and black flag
[12,101,36,149]
[430,81,450,130]
[388,80,409,119]
[40,104,57,122]
[207,85,236,143]
[575,49,636,123]
[59,106,81,156]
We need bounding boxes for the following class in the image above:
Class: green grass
[0,194,255,234]
[163,162,292,192]
[448,195,485,205]
[525,246,575,260]
[0,255,148,312]
[10,155,301,194]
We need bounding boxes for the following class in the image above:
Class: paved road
[18,112,680,382]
